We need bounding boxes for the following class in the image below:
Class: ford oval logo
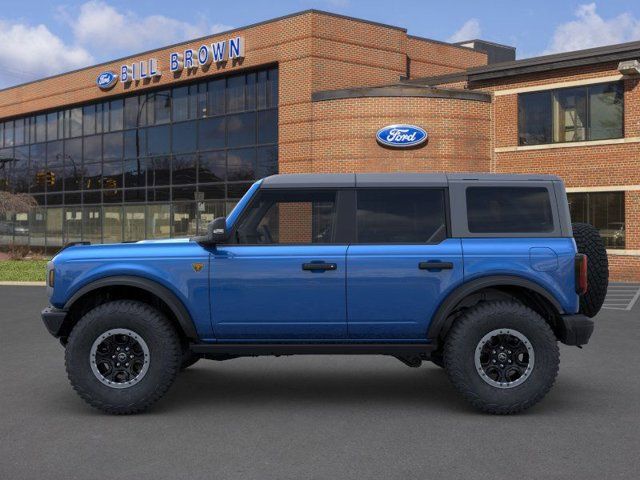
[376,124,427,148]
[96,71,118,90]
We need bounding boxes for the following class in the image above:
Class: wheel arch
[427,275,565,343]
[62,275,198,341]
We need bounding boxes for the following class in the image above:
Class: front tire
[65,300,181,414]
[443,301,559,414]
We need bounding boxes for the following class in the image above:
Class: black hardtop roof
[261,173,561,188]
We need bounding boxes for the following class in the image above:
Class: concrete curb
[0,281,46,286]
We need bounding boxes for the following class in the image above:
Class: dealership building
[0,10,638,280]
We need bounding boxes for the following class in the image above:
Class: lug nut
[125,363,129,367]
[116,347,120,351]
[112,355,116,359]
[492,359,496,363]
[500,364,504,368]
[130,355,134,359]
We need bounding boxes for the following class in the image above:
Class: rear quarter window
[466,186,554,233]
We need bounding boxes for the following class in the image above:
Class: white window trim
[607,249,640,256]
[566,185,640,193]
[495,137,640,153]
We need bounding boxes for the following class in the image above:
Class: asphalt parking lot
[1,286,639,480]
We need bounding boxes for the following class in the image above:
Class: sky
[0,0,639,88]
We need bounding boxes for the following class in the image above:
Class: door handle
[302,262,337,271]
[419,261,453,270]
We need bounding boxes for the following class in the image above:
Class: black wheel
[180,349,201,370]
[65,300,181,414]
[443,301,559,414]
[572,222,609,318]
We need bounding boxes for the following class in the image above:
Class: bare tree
[0,191,37,216]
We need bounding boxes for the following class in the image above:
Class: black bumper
[557,314,594,346]
[41,307,68,338]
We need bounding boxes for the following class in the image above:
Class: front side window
[356,189,447,243]
[234,190,337,244]
[518,82,623,145]
[467,187,554,233]
[568,191,625,249]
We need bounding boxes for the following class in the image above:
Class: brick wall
[406,37,487,79]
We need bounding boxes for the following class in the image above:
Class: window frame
[227,187,351,245]
[517,81,624,146]
[353,187,450,245]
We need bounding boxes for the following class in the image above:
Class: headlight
[48,267,55,287]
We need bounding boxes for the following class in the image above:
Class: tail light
[575,254,588,295]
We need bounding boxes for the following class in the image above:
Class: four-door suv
[41,173,608,414]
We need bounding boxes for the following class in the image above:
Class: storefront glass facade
[0,66,278,248]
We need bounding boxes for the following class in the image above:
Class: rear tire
[65,300,181,414]
[572,222,609,318]
[444,301,559,414]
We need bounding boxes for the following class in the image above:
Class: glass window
[124,96,139,129]
[172,154,197,185]
[148,156,171,186]
[267,68,278,108]
[103,206,122,243]
[198,117,225,150]
[103,132,123,160]
[198,150,225,183]
[519,82,623,145]
[199,183,225,199]
[172,121,197,153]
[256,146,278,178]
[466,187,554,233]
[147,125,170,155]
[568,192,625,249]
[35,115,47,143]
[64,207,83,244]
[208,79,225,116]
[29,207,47,247]
[102,160,123,190]
[14,118,26,146]
[125,189,146,203]
[173,202,197,237]
[246,72,256,110]
[13,146,29,194]
[226,75,245,113]
[227,148,255,181]
[227,182,251,199]
[124,205,145,241]
[124,129,145,158]
[110,100,123,131]
[83,206,102,243]
[69,108,82,137]
[146,204,170,239]
[46,207,64,247]
[83,105,96,136]
[589,83,623,141]
[154,91,171,124]
[196,83,207,118]
[124,158,147,188]
[5,121,15,147]
[257,109,277,145]
[172,86,189,122]
[356,189,447,243]
[227,112,256,147]
[198,201,226,234]
[46,113,58,142]
[83,162,102,190]
[83,135,102,163]
[29,144,46,193]
[235,190,337,244]
[518,91,551,145]
[553,87,587,142]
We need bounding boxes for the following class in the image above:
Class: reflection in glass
[147,204,170,238]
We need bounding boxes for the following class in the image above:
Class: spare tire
[572,222,609,317]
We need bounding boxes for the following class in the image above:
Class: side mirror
[193,217,228,246]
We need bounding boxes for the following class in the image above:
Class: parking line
[626,287,640,311]
[602,283,640,311]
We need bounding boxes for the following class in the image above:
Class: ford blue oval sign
[376,124,428,148]
[96,71,118,90]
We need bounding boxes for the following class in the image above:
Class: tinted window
[235,190,337,244]
[466,187,554,233]
[568,191,625,249]
[356,189,446,243]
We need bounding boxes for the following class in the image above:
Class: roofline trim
[453,39,516,51]
[312,85,491,103]
[406,34,480,53]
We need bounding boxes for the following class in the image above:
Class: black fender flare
[427,275,565,341]
[64,275,198,340]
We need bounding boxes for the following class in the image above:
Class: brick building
[0,10,638,280]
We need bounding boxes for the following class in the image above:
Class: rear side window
[466,187,554,233]
[356,189,447,243]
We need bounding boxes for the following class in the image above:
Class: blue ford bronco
[41,173,609,414]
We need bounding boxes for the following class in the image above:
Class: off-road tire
[65,300,181,414]
[430,350,444,368]
[572,222,609,318]
[444,301,560,414]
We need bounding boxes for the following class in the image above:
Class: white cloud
[544,3,640,54]
[63,1,233,58]
[0,20,93,87]
[448,19,481,43]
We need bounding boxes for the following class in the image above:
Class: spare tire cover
[572,222,609,317]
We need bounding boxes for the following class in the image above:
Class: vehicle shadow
[156,361,474,414]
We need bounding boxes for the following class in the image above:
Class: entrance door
[211,188,348,340]
[346,188,464,339]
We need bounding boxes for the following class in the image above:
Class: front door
[211,188,348,340]
[346,188,464,340]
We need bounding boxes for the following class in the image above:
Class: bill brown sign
[98,37,245,89]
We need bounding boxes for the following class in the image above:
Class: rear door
[346,188,464,340]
